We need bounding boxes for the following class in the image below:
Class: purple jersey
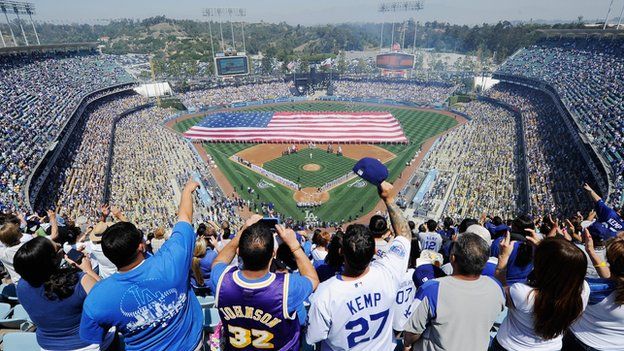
[215,266,300,350]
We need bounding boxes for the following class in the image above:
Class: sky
[29,0,617,26]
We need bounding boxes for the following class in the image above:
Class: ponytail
[192,257,204,287]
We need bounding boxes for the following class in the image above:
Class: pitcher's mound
[303,164,321,171]
[294,187,330,203]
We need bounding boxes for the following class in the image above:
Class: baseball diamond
[175,101,459,222]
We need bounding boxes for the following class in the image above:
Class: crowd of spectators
[488,83,592,217]
[0,50,134,213]
[333,79,457,105]
[109,106,242,232]
[414,101,523,220]
[1,174,622,351]
[180,82,291,109]
[496,38,624,208]
[36,93,145,221]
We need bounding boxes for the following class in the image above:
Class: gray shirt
[405,275,505,351]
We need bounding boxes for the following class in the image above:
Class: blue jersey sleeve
[154,222,195,277]
[210,262,229,292]
[414,280,440,320]
[595,200,615,223]
[286,272,313,314]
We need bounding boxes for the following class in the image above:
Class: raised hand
[583,228,594,253]
[275,224,299,250]
[499,231,514,259]
[184,178,201,193]
[525,228,542,247]
[100,204,110,217]
[377,181,394,201]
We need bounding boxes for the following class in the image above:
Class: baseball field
[173,101,458,222]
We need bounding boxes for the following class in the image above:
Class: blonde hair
[154,227,165,239]
[191,238,208,287]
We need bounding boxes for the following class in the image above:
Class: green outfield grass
[263,149,356,188]
[174,101,457,222]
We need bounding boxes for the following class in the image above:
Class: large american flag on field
[183,111,408,143]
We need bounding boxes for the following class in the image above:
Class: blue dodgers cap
[352,157,388,186]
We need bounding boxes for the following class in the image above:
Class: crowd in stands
[488,83,591,217]
[496,38,624,208]
[333,80,457,105]
[415,101,523,220]
[36,93,145,221]
[0,50,134,213]
[110,106,242,232]
[0,174,622,351]
[180,82,291,109]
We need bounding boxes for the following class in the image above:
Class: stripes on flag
[183,111,409,144]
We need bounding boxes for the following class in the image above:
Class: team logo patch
[257,180,274,189]
[348,180,367,188]
[389,244,406,258]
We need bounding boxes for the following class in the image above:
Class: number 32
[228,325,274,349]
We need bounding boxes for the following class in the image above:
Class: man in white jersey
[418,220,443,253]
[307,181,412,350]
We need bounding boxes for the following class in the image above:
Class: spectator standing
[15,237,113,351]
[150,227,167,254]
[307,182,412,350]
[191,236,218,296]
[403,233,505,351]
[492,236,589,351]
[315,231,344,283]
[564,235,624,350]
[369,214,392,259]
[210,215,319,350]
[491,215,535,284]
[418,220,443,253]
[311,231,331,267]
[79,179,203,351]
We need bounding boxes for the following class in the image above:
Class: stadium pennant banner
[183,111,408,143]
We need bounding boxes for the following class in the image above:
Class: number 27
[345,309,389,348]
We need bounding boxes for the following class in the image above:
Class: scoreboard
[376,53,415,70]
[214,55,250,77]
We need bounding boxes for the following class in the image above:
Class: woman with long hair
[14,237,114,350]
[191,236,217,296]
[564,235,624,350]
[492,236,589,351]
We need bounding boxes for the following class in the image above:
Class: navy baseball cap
[353,157,388,186]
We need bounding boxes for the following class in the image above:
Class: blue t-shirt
[210,262,313,315]
[491,237,533,285]
[80,222,203,351]
[190,249,218,289]
[17,272,91,350]
[591,200,624,240]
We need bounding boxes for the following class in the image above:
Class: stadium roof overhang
[536,29,624,39]
[0,42,98,56]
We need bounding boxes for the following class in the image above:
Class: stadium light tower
[0,1,39,47]
[378,1,424,52]
[203,7,246,52]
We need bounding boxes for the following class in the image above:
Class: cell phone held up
[66,248,84,265]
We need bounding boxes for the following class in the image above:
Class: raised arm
[276,224,319,290]
[178,178,200,224]
[583,183,601,203]
[212,214,262,267]
[47,209,59,242]
[379,181,411,240]
[583,229,611,279]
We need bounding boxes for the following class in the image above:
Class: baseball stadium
[0,0,623,350]
[172,102,459,223]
